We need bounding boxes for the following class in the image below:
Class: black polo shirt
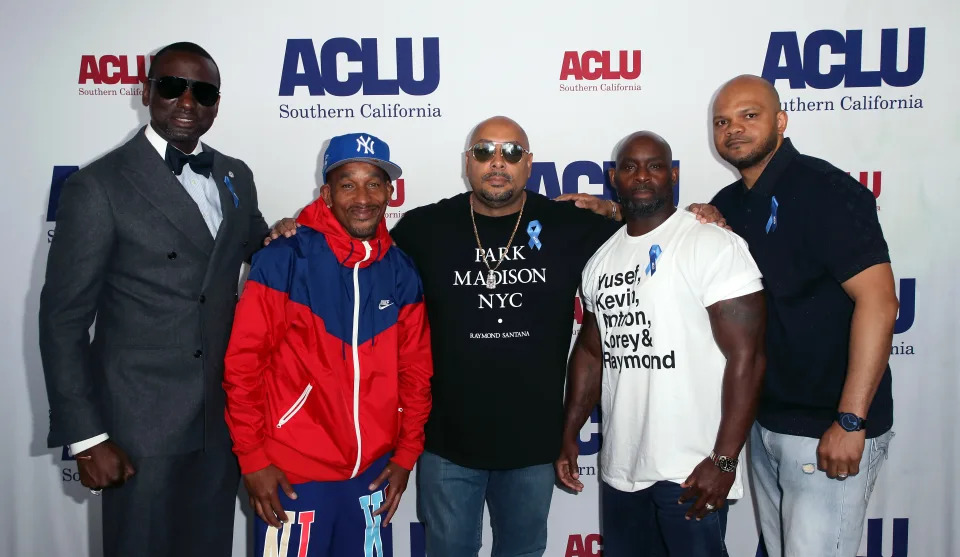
[711,138,893,439]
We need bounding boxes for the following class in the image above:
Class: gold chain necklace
[469,192,526,290]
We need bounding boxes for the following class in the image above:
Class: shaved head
[469,115,530,149]
[713,74,781,115]
[615,131,672,164]
[712,74,787,177]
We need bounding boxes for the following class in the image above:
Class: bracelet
[609,200,618,220]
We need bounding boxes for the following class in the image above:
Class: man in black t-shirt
[390,116,620,557]
[709,75,898,557]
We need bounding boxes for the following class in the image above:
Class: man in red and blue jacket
[223,133,432,557]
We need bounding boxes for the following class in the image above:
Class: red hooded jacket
[223,199,432,481]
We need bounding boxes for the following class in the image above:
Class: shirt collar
[144,123,203,158]
[738,137,799,197]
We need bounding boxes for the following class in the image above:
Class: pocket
[276,384,313,428]
[864,430,894,501]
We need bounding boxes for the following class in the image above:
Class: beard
[621,195,668,220]
[722,131,778,170]
[345,221,379,239]
[475,171,519,208]
[341,205,384,240]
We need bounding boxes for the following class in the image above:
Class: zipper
[350,241,373,478]
[276,384,313,428]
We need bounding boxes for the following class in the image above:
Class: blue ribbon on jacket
[224,176,240,208]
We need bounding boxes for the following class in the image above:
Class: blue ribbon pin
[645,244,662,276]
[527,220,542,250]
[224,176,240,208]
[766,196,778,234]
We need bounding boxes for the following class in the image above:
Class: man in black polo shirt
[709,74,898,557]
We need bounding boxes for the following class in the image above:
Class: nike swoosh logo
[378,300,393,310]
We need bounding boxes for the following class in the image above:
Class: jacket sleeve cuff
[237,448,271,475]
[390,446,421,471]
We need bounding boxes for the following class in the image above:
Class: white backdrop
[2,1,957,555]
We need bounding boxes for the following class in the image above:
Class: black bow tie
[165,143,214,178]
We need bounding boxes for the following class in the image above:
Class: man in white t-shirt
[555,132,767,557]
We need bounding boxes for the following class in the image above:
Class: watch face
[840,413,861,431]
[717,457,737,473]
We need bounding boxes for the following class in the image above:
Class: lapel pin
[228,170,235,178]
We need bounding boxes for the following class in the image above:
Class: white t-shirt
[581,210,762,497]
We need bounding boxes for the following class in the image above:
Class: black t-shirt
[711,138,893,439]
[390,191,621,469]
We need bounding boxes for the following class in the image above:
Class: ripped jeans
[750,422,894,557]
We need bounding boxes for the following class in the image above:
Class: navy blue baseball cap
[322,133,402,182]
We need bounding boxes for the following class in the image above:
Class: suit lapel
[209,148,240,246]
[121,130,215,255]
[202,149,244,290]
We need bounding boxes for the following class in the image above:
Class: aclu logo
[279,38,440,96]
[78,55,151,97]
[851,170,882,205]
[277,38,442,121]
[560,50,642,93]
[384,178,406,221]
[892,278,916,357]
[763,28,925,113]
[565,533,603,557]
[577,406,602,457]
[46,166,79,243]
[60,446,83,483]
[756,518,908,557]
[526,160,679,208]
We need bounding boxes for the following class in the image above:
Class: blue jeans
[601,480,729,557]
[750,422,894,557]
[416,451,555,557]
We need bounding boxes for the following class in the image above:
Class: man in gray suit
[39,42,275,557]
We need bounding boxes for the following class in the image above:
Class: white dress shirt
[68,125,223,456]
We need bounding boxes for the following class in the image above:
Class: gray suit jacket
[39,127,270,457]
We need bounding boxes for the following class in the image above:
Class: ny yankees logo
[357,136,375,155]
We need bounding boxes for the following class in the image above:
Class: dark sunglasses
[468,141,531,164]
[149,76,220,107]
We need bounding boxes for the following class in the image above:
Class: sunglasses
[149,76,220,107]
[468,141,531,164]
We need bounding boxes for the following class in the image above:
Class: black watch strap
[836,412,867,432]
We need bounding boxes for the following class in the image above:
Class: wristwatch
[709,451,738,473]
[836,412,867,432]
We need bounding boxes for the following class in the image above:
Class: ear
[776,110,788,136]
[670,165,679,186]
[141,80,151,107]
[608,166,616,186]
[320,184,332,207]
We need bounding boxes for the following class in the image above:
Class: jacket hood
[296,197,391,267]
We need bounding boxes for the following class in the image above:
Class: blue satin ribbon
[527,220,542,250]
[645,244,662,276]
[766,196,778,233]
[224,176,240,208]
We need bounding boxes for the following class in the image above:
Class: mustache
[347,203,384,211]
[482,171,512,182]
[628,185,655,194]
